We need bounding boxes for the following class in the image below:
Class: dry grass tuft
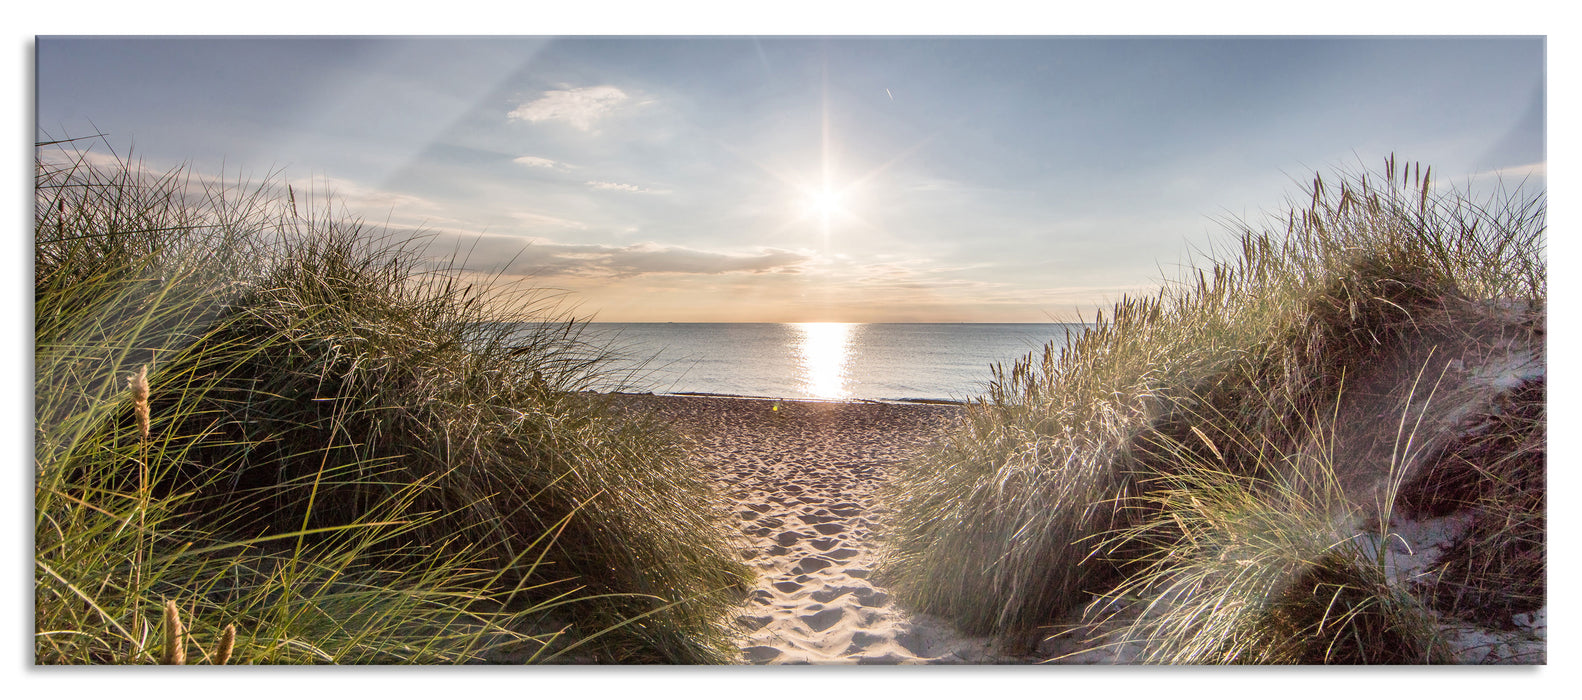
[34,136,750,664]
[879,155,1544,662]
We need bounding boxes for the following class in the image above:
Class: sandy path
[619,393,1038,664]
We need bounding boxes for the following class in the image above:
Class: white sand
[626,394,1045,664]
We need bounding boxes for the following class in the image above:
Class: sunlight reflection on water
[791,322,859,400]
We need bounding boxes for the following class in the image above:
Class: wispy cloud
[510,210,590,231]
[585,180,667,194]
[35,147,467,237]
[599,242,806,276]
[431,232,811,278]
[36,147,127,173]
[1412,160,1547,199]
[287,174,440,215]
[508,85,631,131]
[1467,161,1547,184]
[512,155,571,169]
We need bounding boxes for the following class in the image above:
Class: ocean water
[573,323,1087,402]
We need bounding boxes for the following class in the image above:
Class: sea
[571,323,1088,403]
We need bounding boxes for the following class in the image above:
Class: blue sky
[36,35,1545,322]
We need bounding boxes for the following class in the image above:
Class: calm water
[572,323,1087,402]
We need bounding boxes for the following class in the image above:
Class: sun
[802,186,843,220]
[785,180,855,253]
[791,180,863,252]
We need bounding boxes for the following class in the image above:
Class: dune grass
[34,138,751,664]
[878,156,1545,662]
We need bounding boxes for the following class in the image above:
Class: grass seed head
[213,624,236,665]
[160,599,185,665]
[128,364,150,441]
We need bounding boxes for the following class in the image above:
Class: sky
[34,35,1546,322]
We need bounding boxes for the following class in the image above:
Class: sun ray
[684,46,943,255]
[820,55,834,252]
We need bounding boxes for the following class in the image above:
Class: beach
[615,393,1056,664]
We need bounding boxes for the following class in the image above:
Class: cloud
[1466,161,1546,184]
[286,174,439,214]
[429,232,811,278]
[513,155,570,169]
[510,210,589,231]
[585,180,667,194]
[508,85,631,131]
[603,242,806,276]
[586,180,641,192]
[36,147,128,173]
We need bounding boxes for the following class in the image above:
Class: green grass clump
[878,155,1545,662]
[35,138,750,664]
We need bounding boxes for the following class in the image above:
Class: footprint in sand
[736,614,773,631]
[743,645,782,663]
[775,531,808,547]
[810,586,862,603]
[855,589,890,607]
[791,557,834,575]
[801,608,846,633]
[850,631,885,647]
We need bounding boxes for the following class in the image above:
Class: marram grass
[878,155,1544,662]
[34,138,750,664]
